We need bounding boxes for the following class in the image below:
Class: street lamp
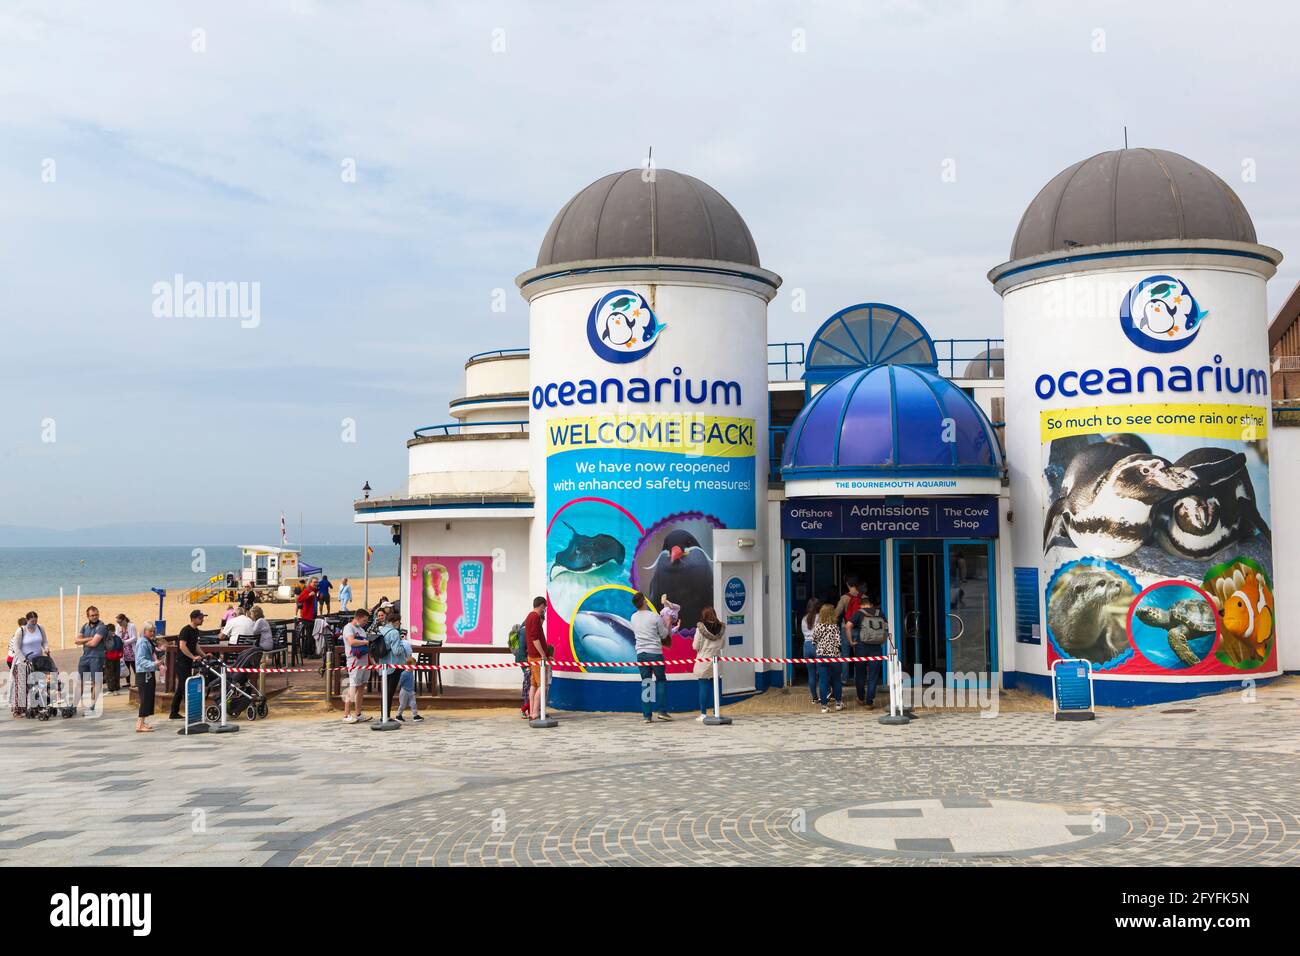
[362,481,372,610]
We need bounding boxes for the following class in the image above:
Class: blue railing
[768,342,805,380]
[934,338,1004,379]
[466,348,529,363]
[769,425,790,482]
[413,420,528,438]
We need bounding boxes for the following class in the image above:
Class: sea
[0,545,401,600]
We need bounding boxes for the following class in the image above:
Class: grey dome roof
[1010,148,1257,260]
[963,347,1004,380]
[536,169,760,268]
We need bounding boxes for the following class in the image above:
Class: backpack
[856,609,888,645]
[508,622,528,663]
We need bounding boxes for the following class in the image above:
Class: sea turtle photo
[1134,598,1217,666]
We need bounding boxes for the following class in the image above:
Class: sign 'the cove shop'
[781,497,998,539]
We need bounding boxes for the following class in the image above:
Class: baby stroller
[23,655,77,720]
[197,648,269,722]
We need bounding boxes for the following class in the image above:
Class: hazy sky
[5,0,1298,539]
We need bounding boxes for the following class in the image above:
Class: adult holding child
[340,607,371,724]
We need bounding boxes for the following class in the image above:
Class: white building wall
[399,516,533,689]
[464,355,529,397]
[1270,424,1300,671]
[408,435,531,496]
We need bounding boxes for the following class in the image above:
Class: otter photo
[1045,562,1137,667]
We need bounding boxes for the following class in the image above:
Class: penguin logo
[587,289,665,364]
[1119,275,1208,353]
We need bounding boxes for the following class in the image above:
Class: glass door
[943,540,995,687]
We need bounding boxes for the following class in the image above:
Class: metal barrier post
[703,656,731,726]
[529,659,558,729]
[879,641,910,726]
[213,661,239,733]
[372,666,400,731]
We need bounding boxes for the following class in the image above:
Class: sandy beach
[3,577,400,666]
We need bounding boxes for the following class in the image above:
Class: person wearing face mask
[8,612,49,717]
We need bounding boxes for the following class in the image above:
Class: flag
[280,513,287,545]
[366,545,374,563]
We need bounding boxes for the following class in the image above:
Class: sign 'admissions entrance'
[780,496,998,540]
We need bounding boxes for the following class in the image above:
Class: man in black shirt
[169,609,210,719]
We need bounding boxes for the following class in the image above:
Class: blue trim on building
[781,465,1001,479]
[449,395,527,408]
[993,246,1276,285]
[519,262,780,291]
[1004,670,1278,707]
[356,501,533,515]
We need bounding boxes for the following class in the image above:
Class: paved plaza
[1,680,1298,867]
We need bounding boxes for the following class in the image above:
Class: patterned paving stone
[2,680,1298,866]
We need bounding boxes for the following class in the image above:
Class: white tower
[516,169,781,711]
[989,148,1282,704]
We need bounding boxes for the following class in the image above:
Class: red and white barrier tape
[222,655,888,674]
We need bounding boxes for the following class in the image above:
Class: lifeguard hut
[239,545,308,587]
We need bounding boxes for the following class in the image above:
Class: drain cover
[1161,708,1197,714]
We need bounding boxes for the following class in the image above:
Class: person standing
[630,592,672,724]
[375,609,405,719]
[296,581,318,658]
[813,603,844,713]
[168,610,209,720]
[75,606,110,713]
[691,607,726,721]
[340,608,371,724]
[338,578,352,613]
[834,576,862,684]
[8,612,49,717]
[318,575,333,615]
[115,614,138,690]
[849,595,888,707]
[524,596,548,720]
[800,597,820,705]
[239,584,257,613]
[134,624,160,733]
[510,618,531,719]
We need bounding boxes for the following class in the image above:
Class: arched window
[805,303,938,384]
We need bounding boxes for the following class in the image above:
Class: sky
[4,0,1299,542]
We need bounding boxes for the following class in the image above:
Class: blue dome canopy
[781,365,1003,478]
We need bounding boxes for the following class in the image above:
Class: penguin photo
[1042,442,1197,557]
[644,528,714,628]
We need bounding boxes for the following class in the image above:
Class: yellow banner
[1040,402,1269,443]
[546,413,756,458]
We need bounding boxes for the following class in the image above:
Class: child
[659,594,681,639]
[395,654,423,722]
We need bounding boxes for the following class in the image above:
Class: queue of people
[802,575,889,713]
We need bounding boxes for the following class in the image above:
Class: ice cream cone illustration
[423,564,450,644]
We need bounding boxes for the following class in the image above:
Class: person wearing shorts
[524,596,548,720]
[340,608,371,724]
[75,606,109,713]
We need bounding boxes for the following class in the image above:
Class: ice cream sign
[410,556,493,645]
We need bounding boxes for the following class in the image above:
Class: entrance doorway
[786,543,884,690]
[894,539,997,687]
